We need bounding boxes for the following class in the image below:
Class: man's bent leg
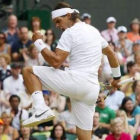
[76,126,92,140]
[22,67,42,93]
[22,67,55,127]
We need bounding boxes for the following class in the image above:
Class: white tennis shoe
[22,107,55,127]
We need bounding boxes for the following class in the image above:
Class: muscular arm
[102,46,120,68]
[41,48,69,69]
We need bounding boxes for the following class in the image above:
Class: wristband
[34,39,46,52]
[111,66,121,79]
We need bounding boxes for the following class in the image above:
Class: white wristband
[111,66,121,78]
[34,39,46,52]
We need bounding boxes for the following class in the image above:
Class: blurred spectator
[135,52,140,72]
[126,43,140,63]
[0,86,10,116]
[0,119,11,140]
[92,111,109,140]
[81,13,91,25]
[96,92,116,129]
[127,18,140,42]
[45,29,57,52]
[3,63,25,95]
[24,44,45,67]
[58,98,76,134]
[105,78,125,111]
[131,80,140,104]
[49,91,66,113]
[18,85,32,110]
[2,14,19,46]
[105,118,131,140]
[49,123,67,140]
[120,97,140,133]
[1,112,19,139]
[28,17,46,40]
[0,32,11,56]
[101,17,118,42]
[115,26,133,58]
[6,95,29,131]
[15,126,37,140]
[12,27,32,62]
[120,61,140,96]
[0,54,11,89]
[116,110,135,139]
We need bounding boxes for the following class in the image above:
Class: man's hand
[32,31,43,42]
[111,79,121,89]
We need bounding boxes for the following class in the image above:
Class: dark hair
[120,97,134,114]
[132,80,140,92]
[54,2,79,22]
[95,111,100,116]
[50,123,67,140]
[127,61,136,73]
[0,32,6,42]
[66,97,70,103]
[45,29,56,44]
[9,95,20,103]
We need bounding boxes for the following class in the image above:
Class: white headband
[51,8,79,19]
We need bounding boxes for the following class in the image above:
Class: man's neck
[98,104,105,109]
[93,123,100,129]
[108,27,114,31]
[69,19,81,28]
[21,39,28,44]
[12,75,19,79]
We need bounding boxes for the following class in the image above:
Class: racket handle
[118,77,135,85]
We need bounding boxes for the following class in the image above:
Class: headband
[52,8,79,19]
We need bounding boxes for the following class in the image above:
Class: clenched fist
[32,31,43,42]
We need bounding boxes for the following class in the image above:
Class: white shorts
[33,66,100,130]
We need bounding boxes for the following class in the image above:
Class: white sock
[32,91,49,110]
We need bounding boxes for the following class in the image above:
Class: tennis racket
[96,77,135,103]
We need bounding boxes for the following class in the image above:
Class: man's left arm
[32,32,69,69]
[102,46,121,88]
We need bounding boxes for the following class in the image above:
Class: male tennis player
[22,2,121,140]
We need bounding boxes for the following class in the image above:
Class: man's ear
[67,13,71,20]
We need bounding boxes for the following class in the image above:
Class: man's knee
[22,67,33,77]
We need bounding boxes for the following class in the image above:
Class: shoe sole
[22,115,55,127]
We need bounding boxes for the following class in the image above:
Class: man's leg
[22,67,42,93]
[22,66,55,127]
[76,127,92,140]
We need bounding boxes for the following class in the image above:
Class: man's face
[84,18,91,25]
[93,112,100,125]
[118,32,126,39]
[10,97,20,109]
[11,68,21,76]
[107,22,116,29]
[97,93,105,106]
[133,45,140,53]
[20,28,29,41]
[8,15,18,28]
[53,14,71,31]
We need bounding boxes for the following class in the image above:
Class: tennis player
[22,2,121,140]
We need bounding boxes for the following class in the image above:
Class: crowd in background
[0,12,140,140]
